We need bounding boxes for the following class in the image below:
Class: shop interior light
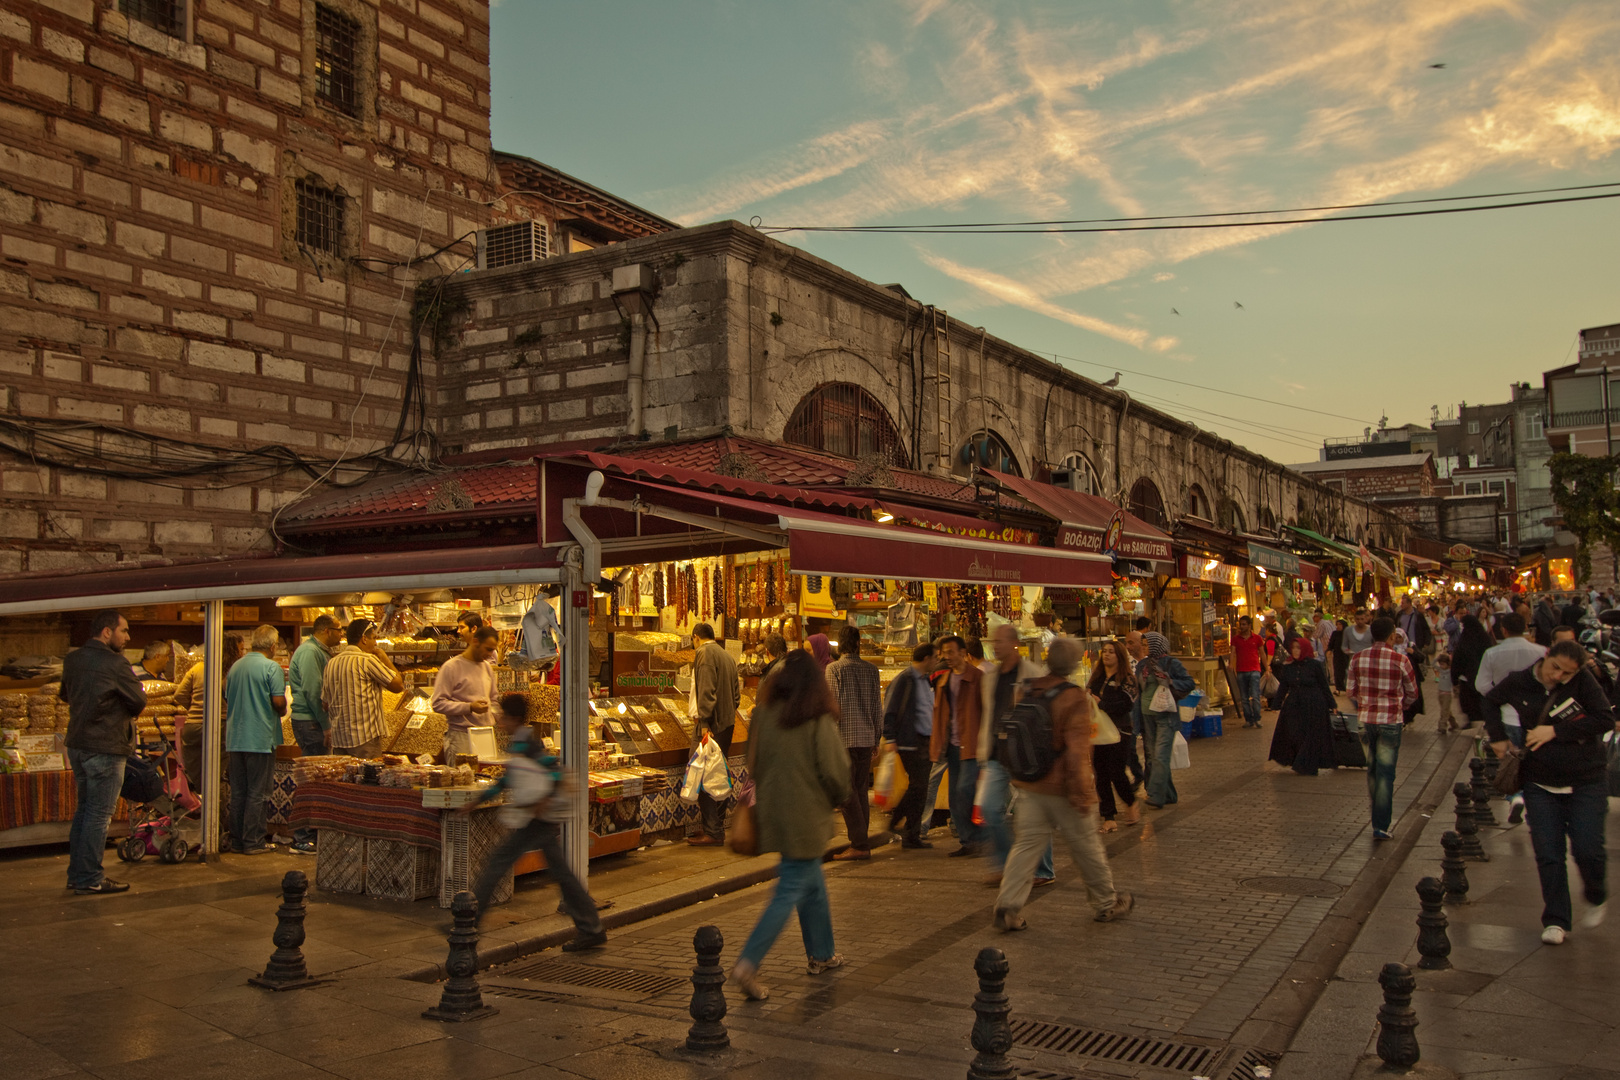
[617,702,627,714]
[1257,567,1268,579]
[1204,559,1219,572]
[873,506,894,524]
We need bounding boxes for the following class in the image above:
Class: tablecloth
[288,781,442,849]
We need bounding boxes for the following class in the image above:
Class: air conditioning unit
[476,220,550,270]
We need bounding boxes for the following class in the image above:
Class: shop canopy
[977,469,1175,564]
[1284,525,1360,561]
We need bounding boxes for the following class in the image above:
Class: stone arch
[761,346,904,448]
[1185,483,1211,520]
[954,395,1030,474]
[1053,450,1101,494]
[783,382,910,467]
[1217,496,1247,533]
[1128,476,1168,529]
[1258,506,1277,534]
[956,428,1023,476]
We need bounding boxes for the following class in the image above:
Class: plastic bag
[679,735,731,803]
[872,746,897,809]
[1170,731,1191,770]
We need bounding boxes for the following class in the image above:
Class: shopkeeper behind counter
[322,618,404,757]
[432,624,498,760]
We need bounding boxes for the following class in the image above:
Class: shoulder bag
[727,724,760,857]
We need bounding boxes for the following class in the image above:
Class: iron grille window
[120,0,185,37]
[784,383,909,468]
[295,180,344,254]
[315,5,360,117]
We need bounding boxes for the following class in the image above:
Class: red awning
[1295,561,1321,584]
[982,470,1174,562]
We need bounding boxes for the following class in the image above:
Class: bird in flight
[1100,372,1121,388]
[1428,62,1447,69]
[1171,307,1181,316]
[1233,301,1245,310]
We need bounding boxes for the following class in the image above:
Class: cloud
[1151,272,1175,282]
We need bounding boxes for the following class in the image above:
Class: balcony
[1546,408,1620,430]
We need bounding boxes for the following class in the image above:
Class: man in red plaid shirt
[1347,616,1417,839]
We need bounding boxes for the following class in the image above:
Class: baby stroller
[118,737,202,865]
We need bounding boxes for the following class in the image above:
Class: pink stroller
[117,737,202,865]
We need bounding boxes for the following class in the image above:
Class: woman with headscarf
[1267,638,1337,775]
[1131,631,1195,809]
[1450,615,1495,730]
[806,633,834,671]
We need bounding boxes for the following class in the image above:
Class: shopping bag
[701,737,733,800]
[1149,683,1176,713]
[1259,670,1280,699]
[679,737,721,803]
[1170,731,1191,770]
[871,746,897,809]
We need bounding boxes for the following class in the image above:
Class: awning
[0,544,563,617]
[1284,525,1359,560]
[981,469,1174,563]
[1247,542,1300,576]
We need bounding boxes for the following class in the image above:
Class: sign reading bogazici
[1059,527,1172,563]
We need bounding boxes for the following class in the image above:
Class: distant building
[1544,322,1620,457]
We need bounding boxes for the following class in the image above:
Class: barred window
[295,180,344,255]
[785,383,909,468]
[314,5,360,116]
[120,0,185,37]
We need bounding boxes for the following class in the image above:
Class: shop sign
[611,651,677,696]
[799,575,839,619]
[900,515,1043,547]
[1447,543,1474,560]
[1246,542,1300,576]
[1058,525,1173,562]
[923,582,938,610]
[1182,555,1243,586]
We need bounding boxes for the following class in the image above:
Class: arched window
[1185,484,1210,520]
[1128,477,1166,529]
[1054,452,1099,494]
[1258,506,1276,533]
[784,383,909,467]
[956,430,1021,476]
[1218,498,1247,533]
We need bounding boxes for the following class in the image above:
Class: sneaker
[1095,890,1134,922]
[806,953,846,975]
[561,930,608,952]
[290,840,318,856]
[1582,902,1607,930]
[1541,925,1567,945]
[73,879,131,895]
[1372,829,1393,841]
[731,962,769,1000]
[1508,802,1525,825]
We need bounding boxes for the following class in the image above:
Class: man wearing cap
[322,618,404,757]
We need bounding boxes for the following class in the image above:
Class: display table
[0,770,129,849]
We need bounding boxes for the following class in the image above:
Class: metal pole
[561,549,591,885]
[1604,365,1612,458]
[200,598,224,860]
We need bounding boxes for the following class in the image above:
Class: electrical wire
[1126,391,1327,453]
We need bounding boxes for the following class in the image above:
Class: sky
[488,1,1620,464]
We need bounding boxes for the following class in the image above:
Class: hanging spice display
[610,578,620,621]
[724,563,737,618]
[765,561,777,607]
[655,566,667,611]
[687,565,698,617]
[954,584,986,638]
[675,565,688,625]
[631,567,643,616]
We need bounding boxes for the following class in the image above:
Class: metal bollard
[1414,876,1451,970]
[1375,962,1421,1068]
[1469,758,1497,826]
[685,925,729,1052]
[1440,831,1469,905]
[967,947,1017,1080]
[422,891,499,1023]
[1453,782,1488,861]
[249,870,326,991]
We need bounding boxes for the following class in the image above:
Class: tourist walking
[1484,641,1612,944]
[1346,617,1417,840]
[827,626,882,860]
[1450,615,1495,730]
[1085,639,1141,831]
[1231,616,1267,729]
[1267,639,1337,775]
[993,636,1133,930]
[931,635,985,856]
[731,650,851,1000]
[1433,652,1456,732]
[976,624,1049,879]
[1129,631,1195,809]
[882,642,936,848]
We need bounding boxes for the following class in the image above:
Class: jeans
[698,723,734,840]
[474,819,602,933]
[227,751,275,852]
[1523,782,1608,931]
[978,760,1053,877]
[840,745,874,851]
[738,856,835,969]
[946,744,982,849]
[1237,671,1262,725]
[1140,709,1179,807]
[995,791,1116,918]
[890,747,932,840]
[290,719,326,845]
[66,749,127,888]
[1359,724,1403,833]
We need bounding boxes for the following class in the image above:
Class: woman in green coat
[732,649,851,1000]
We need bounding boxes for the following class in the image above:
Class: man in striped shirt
[1347,616,1417,840]
[827,625,883,860]
[321,618,403,757]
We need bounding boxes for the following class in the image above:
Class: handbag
[728,728,760,856]
[1492,748,1523,796]
[1259,669,1280,699]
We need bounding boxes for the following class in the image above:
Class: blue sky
[489,1,1620,463]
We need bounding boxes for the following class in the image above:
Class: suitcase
[1331,712,1367,768]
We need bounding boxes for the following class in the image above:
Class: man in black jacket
[882,642,936,849]
[1485,640,1613,944]
[59,610,147,895]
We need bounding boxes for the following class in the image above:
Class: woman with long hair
[1267,639,1337,775]
[731,650,851,1001]
[1451,615,1495,730]
[1086,641,1141,832]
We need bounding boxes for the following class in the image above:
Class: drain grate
[484,985,579,1005]
[1220,1047,1281,1080]
[1239,875,1343,897]
[490,957,687,997]
[1011,1019,1219,1073]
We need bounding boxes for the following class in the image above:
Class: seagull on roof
[1233,301,1245,310]
[1100,372,1121,388]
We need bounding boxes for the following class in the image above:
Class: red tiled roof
[280,463,535,526]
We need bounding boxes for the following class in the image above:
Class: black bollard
[1375,962,1421,1068]
[1440,831,1469,905]
[967,947,1018,1080]
[249,870,326,991]
[1454,782,1488,861]
[1414,876,1451,970]
[1469,758,1497,826]
[685,925,729,1052]
[422,891,499,1023]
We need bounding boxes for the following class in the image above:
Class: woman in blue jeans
[732,650,852,1000]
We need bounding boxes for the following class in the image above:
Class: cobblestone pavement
[6,682,1475,1080]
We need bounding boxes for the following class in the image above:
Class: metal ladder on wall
[928,306,953,467]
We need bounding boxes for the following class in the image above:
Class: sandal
[1098,819,1119,834]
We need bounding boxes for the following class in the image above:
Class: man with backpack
[976,624,1053,886]
[992,636,1133,931]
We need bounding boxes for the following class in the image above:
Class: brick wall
[0,0,496,573]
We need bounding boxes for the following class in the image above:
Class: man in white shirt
[1310,610,1334,662]
[1474,611,1544,825]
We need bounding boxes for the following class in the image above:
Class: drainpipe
[1113,390,1131,501]
[626,313,648,438]
[612,265,657,439]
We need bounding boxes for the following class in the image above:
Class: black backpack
[993,683,1073,783]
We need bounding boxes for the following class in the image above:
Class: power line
[1051,352,1377,426]
[1128,391,1326,453]
[763,189,1620,235]
[762,179,1620,232]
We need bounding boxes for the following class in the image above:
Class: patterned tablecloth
[0,770,129,831]
[288,781,443,849]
